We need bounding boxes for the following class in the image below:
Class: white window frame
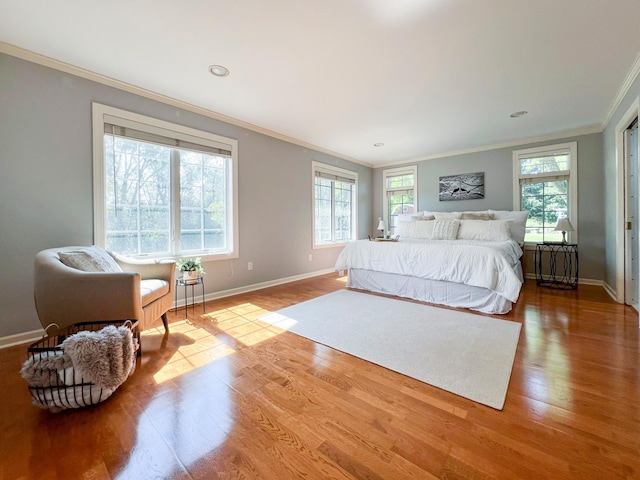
[382,165,418,234]
[92,102,239,260]
[512,141,578,247]
[312,161,358,248]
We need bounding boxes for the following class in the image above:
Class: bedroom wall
[603,72,640,297]
[373,132,605,281]
[0,52,373,339]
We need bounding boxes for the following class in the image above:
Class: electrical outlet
[308,254,312,262]
[248,261,253,271]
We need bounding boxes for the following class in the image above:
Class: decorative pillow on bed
[58,246,122,273]
[487,210,529,244]
[457,220,511,241]
[431,219,460,240]
[460,212,494,220]
[396,220,435,239]
[434,212,463,220]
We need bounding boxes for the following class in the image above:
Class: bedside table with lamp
[534,217,578,289]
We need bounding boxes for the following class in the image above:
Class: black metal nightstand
[534,242,578,289]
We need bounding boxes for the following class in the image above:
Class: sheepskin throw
[61,325,137,389]
[20,350,73,388]
[21,325,137,411]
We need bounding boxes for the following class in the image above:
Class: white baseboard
[173,268,338,308]
[0,329,45,349]
[602,282,619,302]
[524,273,604,287]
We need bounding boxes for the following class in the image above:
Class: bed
[334,210,528,314]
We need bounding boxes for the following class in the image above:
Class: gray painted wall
[603,74,640,294]
[0,53,373,338]
[373,132,605,280]
[0,49,620,339]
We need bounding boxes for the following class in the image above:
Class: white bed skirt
[346,268,515,314]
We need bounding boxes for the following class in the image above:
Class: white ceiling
[2,0,640,167]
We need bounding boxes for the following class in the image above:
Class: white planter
[182,271,199,283]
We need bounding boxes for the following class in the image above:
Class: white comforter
[334,238,523,302]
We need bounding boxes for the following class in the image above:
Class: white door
[624,119,639,309]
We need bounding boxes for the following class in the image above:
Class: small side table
[534,242,578,289]
[175,275,206,314]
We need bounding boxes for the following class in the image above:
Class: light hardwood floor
[1,275,639,479]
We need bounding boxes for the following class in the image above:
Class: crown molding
[2,40,635,170]
[0,41,372,169]
[373,124,602,168]
[602,50,640,129]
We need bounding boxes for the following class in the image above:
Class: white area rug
[259,290,521,410]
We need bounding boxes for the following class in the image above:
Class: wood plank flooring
[1,275,639,479]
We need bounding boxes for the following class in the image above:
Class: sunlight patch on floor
[203,303,291,346]
[144,320,236,384]
[146,302,303,383]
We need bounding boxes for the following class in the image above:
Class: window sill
[313,241,352,250]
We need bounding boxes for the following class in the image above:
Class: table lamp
[554,217,574,243]
[377,218,386,238]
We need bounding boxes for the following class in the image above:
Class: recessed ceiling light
[208,65,230,77]
[510,110,528,118]
[374,143,384,147]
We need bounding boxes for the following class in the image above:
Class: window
[383,165,417,234]
[312,162,357,247]
[92,103,238,259]
[513,142,577,244]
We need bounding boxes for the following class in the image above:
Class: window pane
[386,173,414,189]
[314,174,355,244]
[388,194,414,233]
[180,150,228,252]
[520,153,569,175]
[521,179,568,243]
[334,181,352,241]
[104,135,171,256]
[315,178,332,243]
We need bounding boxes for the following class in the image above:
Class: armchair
[34,246,176,332]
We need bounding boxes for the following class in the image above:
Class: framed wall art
[439,172,484,201]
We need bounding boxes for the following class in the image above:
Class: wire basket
[23,319,139,412]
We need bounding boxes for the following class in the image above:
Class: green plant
[177,257,205,274]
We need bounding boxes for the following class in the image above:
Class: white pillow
[432,219,460,240]
[396,220,435,239]
[488,210,529,244]
[58,246,122,273]
[457,220,512,241]
[396,213,426,223]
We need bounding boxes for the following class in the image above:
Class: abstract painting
[439,172,484,201]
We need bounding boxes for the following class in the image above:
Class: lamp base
[561,231,567,243]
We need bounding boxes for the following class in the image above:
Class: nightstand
[534,242,578,289]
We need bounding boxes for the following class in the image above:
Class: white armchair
[34,246,176,332]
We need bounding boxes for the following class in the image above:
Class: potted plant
[178,257,205,283]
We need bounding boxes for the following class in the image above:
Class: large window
[383,165,417,234]
[92,103,238,259]
[313,162,357,247]
[513,142,577,244]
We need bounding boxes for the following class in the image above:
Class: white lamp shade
[377,219,386,231]
[554,217,574,232]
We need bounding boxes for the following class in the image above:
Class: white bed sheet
[334,238,523,303]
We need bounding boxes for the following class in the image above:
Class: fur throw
[61,325,137,389]
[21,350,73,387]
